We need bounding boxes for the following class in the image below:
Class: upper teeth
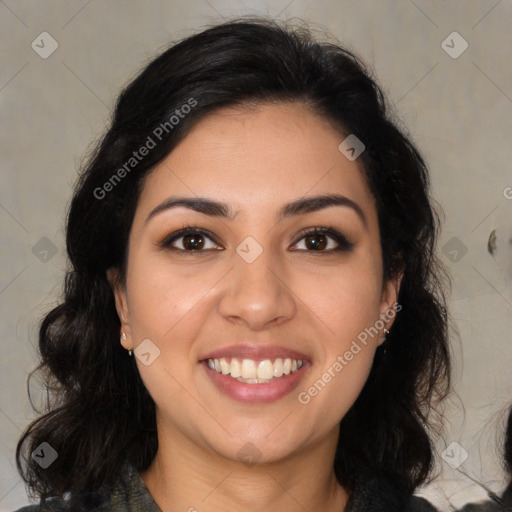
[207,357,304,380]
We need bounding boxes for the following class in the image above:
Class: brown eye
[160,227,222,252]
[303,232,328,251]
[181,232,205,250]
[292,227,354,253]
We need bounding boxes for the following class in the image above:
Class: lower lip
[202,361,310,403]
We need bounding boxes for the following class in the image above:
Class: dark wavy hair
[16,16,452,504]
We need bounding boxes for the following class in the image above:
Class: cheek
[126,268,207,413]
[126,255,214,340]
[304,266,383,340]
[330,350,374,418]
[302,326,377,408]
[295,338,376,438]
[295,268,382,413]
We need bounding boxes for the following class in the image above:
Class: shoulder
[10,464,160,512]
[11,503,68,512]
[347,468,439,512]
[10,496,101,512]
[409,495,439,511]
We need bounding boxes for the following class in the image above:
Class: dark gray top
[13,463,439,512]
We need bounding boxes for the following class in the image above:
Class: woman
[14,17,451,511]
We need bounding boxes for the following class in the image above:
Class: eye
[159,225,354,254]
[159,225,222,252]
[291,227,354,253]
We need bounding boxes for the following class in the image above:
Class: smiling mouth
[206,357,305,383]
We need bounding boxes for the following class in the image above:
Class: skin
[109,101,403,512]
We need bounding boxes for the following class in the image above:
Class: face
[110,102,402,466]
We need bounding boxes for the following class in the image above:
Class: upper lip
[200,344,311,362]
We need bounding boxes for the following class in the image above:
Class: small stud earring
[121,332,132,356]
[381,328,390,355]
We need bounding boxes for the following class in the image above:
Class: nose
[217,245,297,331]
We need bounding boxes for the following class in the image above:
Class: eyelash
[158,224,354,255]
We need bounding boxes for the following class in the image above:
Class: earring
[381,328,390,355]
[121,332,132,356]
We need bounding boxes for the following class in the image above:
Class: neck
[140,421,349,512]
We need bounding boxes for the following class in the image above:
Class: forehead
[136,102,377,225]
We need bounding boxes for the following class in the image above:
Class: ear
[106,267,132,351]
[377,268,404,346]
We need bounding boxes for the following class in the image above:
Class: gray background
[1,1,512,510]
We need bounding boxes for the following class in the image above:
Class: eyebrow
[145,194,367,228]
